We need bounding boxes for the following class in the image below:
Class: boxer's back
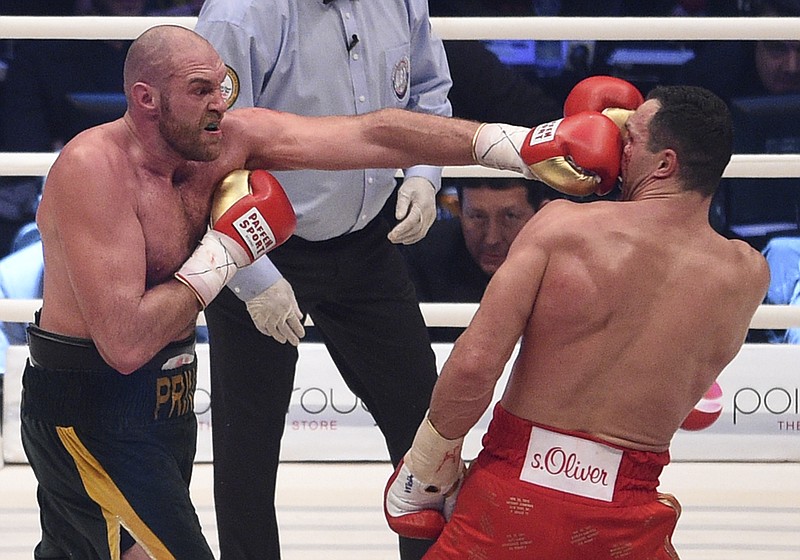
[502,197,769,451]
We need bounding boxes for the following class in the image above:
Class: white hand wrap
[472,122,537,180]
[405,417,465,492]
[175,229,245,308]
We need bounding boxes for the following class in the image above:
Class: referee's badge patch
[392,56,410,100]
[221,65,240,108]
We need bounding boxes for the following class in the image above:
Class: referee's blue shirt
[195,0,453,298]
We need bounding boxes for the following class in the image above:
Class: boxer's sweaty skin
[429,99,769,452]
[36,26,483,373]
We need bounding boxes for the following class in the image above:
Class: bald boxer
[22,24,623,560]
[385,86,770,559]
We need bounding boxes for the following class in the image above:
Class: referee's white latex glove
[245,278,305,346]
[388,177,437,245]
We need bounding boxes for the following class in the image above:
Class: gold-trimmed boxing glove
[175,169,296,307]
[473,111,623,197]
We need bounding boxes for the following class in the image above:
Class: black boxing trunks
[20,324,214,560]
[425,404,681,560]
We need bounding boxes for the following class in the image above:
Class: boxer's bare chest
[136,169,217,287]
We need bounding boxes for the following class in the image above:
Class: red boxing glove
[210,169,296,263]
[520,112,622,196]
[564,75,644,131]
[175,169,296,308]
[384,459,449,540]
[384,418,465,540]
[384,459,465,541]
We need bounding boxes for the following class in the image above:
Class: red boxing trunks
[425,404,680,560]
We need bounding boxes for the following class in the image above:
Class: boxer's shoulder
[517,198,602,245]
[57,126,115,164]
[727,238,771,291]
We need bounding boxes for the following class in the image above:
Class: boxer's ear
[130,82,156,112]
[654,149,678,178]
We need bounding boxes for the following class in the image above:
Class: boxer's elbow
[96,342,148,375]
[444,346,502,395]
[105,356,142,376]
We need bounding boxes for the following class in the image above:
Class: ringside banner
[3,343,800,463]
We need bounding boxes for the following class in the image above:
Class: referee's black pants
[206,217,438,560]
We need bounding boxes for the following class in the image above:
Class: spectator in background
[679,0,800,339]
[404,178,554,304]
[680,0,800,104]
[761,236,800,343]
[679,1,800,238]
[403,178,556,342]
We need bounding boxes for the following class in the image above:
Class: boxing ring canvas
[4,341,800,464]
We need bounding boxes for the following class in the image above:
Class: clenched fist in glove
[521,112,623,196]
[246,277,305,346]
[210,169,296,259]
[564,75,644,131]
[473,112,623,197]
[384,417,466,540]
[388,176,437,245]
[175,169,296,308]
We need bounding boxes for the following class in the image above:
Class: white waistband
[520,426,623,502]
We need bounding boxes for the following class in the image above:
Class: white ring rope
[0,300,797,329]
[1,16,799,41]
[2,153,798,179]
[0,15,799,330]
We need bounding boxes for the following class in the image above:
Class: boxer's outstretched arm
[234,108,622,197]
[235,107,478,172]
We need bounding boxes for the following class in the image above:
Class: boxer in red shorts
[426,405,680,559]
[385,82,770,559]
